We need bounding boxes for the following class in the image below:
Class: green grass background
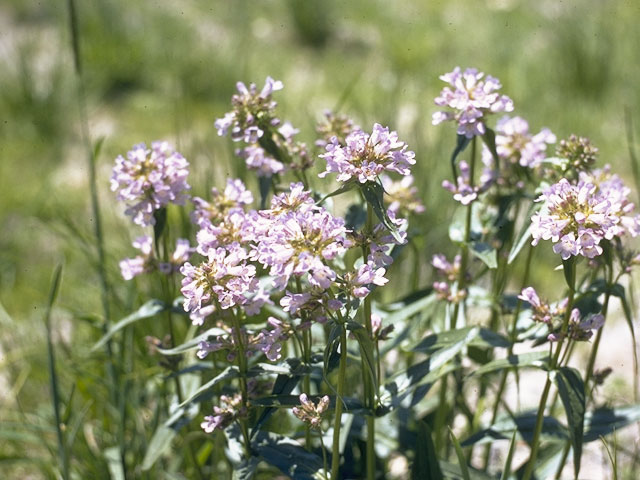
[1,0,639,476]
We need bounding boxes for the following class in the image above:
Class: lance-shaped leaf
[470,242,498,269]
[499,431,517,480]
[92,299,167,351]
[449,428,470,480]
[514,442,566,480]
[412,421,443,480]
[450,134,471,179]
[411,326,508,354]
[177,366,239,409]
[468,351,549,377]
[462,412,569,447]
[553,367,585,476]
[439,461,495,480]
[584,404,640,441]
[251,429,326,480]
[258,175,272,209]
[481,127,500,172]
[361,181,404,243]
[347,321,377,390]
[507,201,540,264]
[252,395,368,415]
[251,358,306,437]
[380,329,474,411]
[157,326,226,355]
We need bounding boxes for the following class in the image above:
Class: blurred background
[1,0,640,476]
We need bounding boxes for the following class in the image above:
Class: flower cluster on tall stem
[433,67,514,137]
[111,141,190,226]
[319,123,415,183]
[531,172,640,259]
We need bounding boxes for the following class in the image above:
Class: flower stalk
[331,323,348,479]
[522,258,576,480]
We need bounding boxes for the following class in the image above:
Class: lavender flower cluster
[215,77,310,177]
[108,67,640,464]
[179,177,406,361]
[111,141,190,226]
[518,287,604,342]
[531,169,640,259]
[432,67,514,138]
[319,123,416,184]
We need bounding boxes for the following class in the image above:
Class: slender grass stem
[64,1,125,475]
[331,324,347,480]
[45,265,69,480]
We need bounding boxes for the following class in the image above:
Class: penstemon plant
[100,69,640,480]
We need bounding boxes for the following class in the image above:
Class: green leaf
[251,359,304,437]
[449,428,470,480]
[258,175,272,209]
[481,127,500,172]
[347,321,377,389]
[345,203,367,230]
[562,256,576,290]
[157,326,226,355]
[499,431,517,480]
[153,207,167,244]
[252,395,367,414]
[439,461,495,480]
[323,323,342,377]
[92,299,167,351]
[234,457,260,480]
[412,421,443,480]
[448,205,482,243]
[177,366,239,409]
[380,330,469,412]
[104,447,125,480]
[411,326,508,354]
[142,425,176,471]
[553,367,585,476]
[450,134,471,179]
[468,351,549,377]
[382,289,437,326]
[584,404,640,441]
[470,242,498,269]
[515,442,566,480]
[361,181,404,243]
[507,201,540,264]
[462,412,568,446]
[44,264,68,480]
[317,182,357,205]
[251,429,326,479]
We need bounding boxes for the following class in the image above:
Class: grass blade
[499,431,517,480]
[44,264,69,480]
[449,427,470,480]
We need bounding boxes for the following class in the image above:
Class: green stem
[554,264,613,480]
[231,310,252,459]
[319,431,329,479]
[522,260,576,480]
[437,136,477,453]
[296,277,313,451]
[331,324,348,479]
[584,264,613,391]
[362,202,376,480]
[483,242,535,467]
